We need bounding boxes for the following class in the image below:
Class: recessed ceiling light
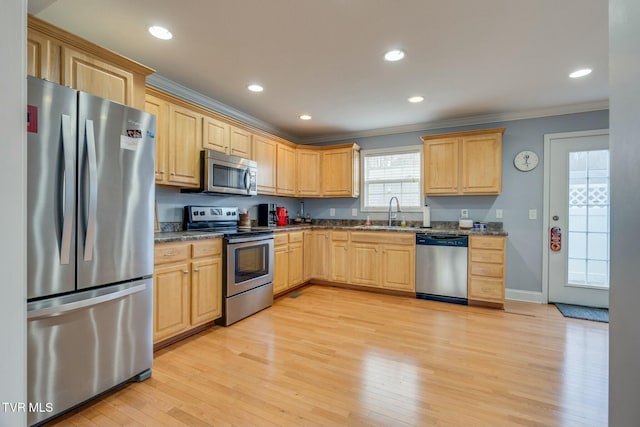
[569,68,592,78]
[408,96,424,103]
[148,26,172,40]
[299,114,312,120]
[384,49,405,62]
[247,84,264,92]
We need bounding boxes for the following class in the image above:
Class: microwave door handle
[244,169,250,193]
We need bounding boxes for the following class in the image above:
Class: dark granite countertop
[155,221,507,243]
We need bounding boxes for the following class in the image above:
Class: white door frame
[542,129,610,303]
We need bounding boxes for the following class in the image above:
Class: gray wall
[304,111,609,295]
[609,0,640,424]
[0,2,27,426]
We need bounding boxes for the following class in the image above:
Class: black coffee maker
[258,203,278,226]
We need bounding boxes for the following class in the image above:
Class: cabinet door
[190,257,222,326]
[168,104,202,187]
[202,115,229,153]
[277,143,296,196]
[381,244,415,291]
[424,138,460,194]
[253,135,277,195]
[274,244,289,294]
[303,231,314,281]
[61,46,134,108]
[350,243,380,286]
[229,126,253,159]
[145,94,169,182]
[461,133,502,194]
[27,29,60,83]
[288,242,304,287]
[153,262,190,343]
[330,239,349,283]
[322,147,354,197]
[296,149,322,196]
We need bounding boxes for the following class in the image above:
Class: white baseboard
[505,288,545,304]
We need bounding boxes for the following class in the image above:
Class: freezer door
[27,76,77,299]
[77,92,156,289]
[27,279,153,426]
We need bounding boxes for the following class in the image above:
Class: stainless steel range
[184,206,274,325]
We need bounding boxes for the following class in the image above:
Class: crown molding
[146,74,297,142]
[298,100,610,144]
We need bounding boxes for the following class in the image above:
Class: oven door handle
[226,234,274,244]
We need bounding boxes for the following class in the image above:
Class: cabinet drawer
[350,231,414,245]
[470,262,504,278]
[470,236,505,250]
[288,231,304,243]
[154,242,189,265]
[274,233,289,246]
[331,230,349,241]
[191,239,222,258]
[468,277,504,301]
[470,249,503,264]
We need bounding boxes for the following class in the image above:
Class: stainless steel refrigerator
[26,76,155,426]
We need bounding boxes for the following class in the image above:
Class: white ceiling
[31,0,608,143]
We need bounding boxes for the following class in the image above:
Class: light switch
[352,208,358,216]
[496,209,503,219]
[529,209,537,220]
[329,208,336,217]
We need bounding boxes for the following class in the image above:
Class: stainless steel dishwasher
[415,234,468,305]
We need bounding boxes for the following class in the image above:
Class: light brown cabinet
[329,231,349,283]
[296,149,322,197]
[349,232,415,291]
[422,128,505,195]
[202,117,253,159]
[277,143,296,196]
[468,235,506,307]
[27,15,153,110]
[322,145,360,198]
[273,232,304,295]
[253,134,278,195]
[145,89,202,188]
[304,230,330,281]
[153,239,222,345]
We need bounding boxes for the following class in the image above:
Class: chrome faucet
[388,196,401,226]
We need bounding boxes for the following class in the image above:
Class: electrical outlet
[529,209,537,220]
[461,209,469,218]
[496,209,503,219]
[352,208,358,217]
[329,208,336,217]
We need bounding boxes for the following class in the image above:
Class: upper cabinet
[27,15,154,110]
[296,149,322,197]
[146,88,202,188]
[202,117,253,159]
[321,145,360,198]
[421,128,505,195]
[253,134,278,195]
[276,143,296,196]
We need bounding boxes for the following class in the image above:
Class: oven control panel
[185,206,238,222]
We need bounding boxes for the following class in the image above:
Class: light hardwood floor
[47,285,608,427]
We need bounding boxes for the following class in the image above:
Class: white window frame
[360,145,424,213]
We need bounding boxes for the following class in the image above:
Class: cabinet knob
[183,270,189,274]
[194,268,199,272]
[170,172,175,176]
[160,170,165,174]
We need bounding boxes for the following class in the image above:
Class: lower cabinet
[468,235,506,307]
[273,231,304,295]
[153,238,222,344]
[349,232,416,291]
[304,230,330,281]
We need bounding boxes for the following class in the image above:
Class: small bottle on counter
[365,215,371,226]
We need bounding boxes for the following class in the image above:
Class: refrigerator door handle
[84,119,98,262]
[27,283,147,320]
[60,114,75,265]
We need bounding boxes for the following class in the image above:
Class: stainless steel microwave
[183,150,257,196]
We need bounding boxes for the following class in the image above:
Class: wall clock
[514,150,539,172]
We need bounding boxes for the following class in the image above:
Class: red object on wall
[550,226,562,251]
